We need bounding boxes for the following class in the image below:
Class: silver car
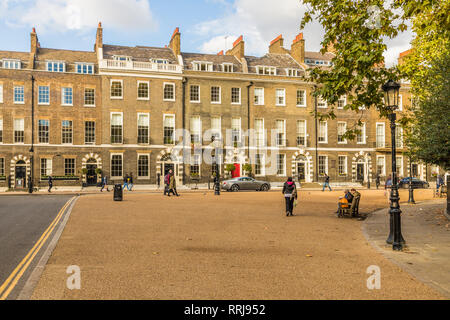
[221,177,271,192]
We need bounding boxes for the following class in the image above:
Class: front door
[15,165,26,189]
[297,163,306,181]
[357,163,364,182]
[232,163,240,178]
[86,164,97,186]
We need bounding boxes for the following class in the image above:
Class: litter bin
[113,184,123,201]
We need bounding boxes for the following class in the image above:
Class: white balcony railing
[99,59,182,73]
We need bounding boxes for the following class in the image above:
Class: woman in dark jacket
[282,177,298,216]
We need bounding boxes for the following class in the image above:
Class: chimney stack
[95,22,103,52]
[290,32,305,64]
[169,27,181,56]
[398,49,412,66]
[226,35,245,60]
[269,34,289,54]
[29,27,39,69]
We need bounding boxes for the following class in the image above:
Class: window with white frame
[231,118,241,143]
[84,88,95,106]
[222,63,233,73]
[76,63,94,74]
[286,69,301,77]
[111,154,123,178]
[317,96,327,108]
[0,84,3,103]
[163,83,175,101]
[254,88,264,105]
[275,120,286,146]
[163,114,175,144]
[275,89,286,106]
[210,86,221,103]
[36,85,49,105]
[64,158,75,176]
[297,120,307,146]
[137,154,149,178]
[256,66,276,75]
[338,156,347,175]
[151,58,168,64]
[255,119,265,147]
[356,122,366,144]
[0,157,3,176]
[61,87,73,106]
[14,86,24,104]
[61,120,73,144]
[376,156,385,175]
[40,158,52,176]
[38,119,49,143]
[318,156,328,175]
[85,121,95,144]
[110,80,123,99]
[337,95,346,109]
[231,87,241,104]
[190,154,201,176]
[376,123,385,147]
[255,154,264,176]
[395,125,403,148]
[110,113,123,144]
[337,122,347,143]
[190,116,201,143]
[14,118,24,143]
[211,116,221,141]
[2,59,21,69]
[396,156,403,176]
[318,121,327,143]
[0,119,2,143]
[190,85,200,102]
[193,61,213,71]
[137,81,149,100]
[46,61,65,72]
[137,113,150,144]
[113,55,131,62]
[296,89,306,107]
[277,154,286,176]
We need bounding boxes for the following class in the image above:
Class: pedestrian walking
[48,175,53,193]
[122,173,129,190]
[436,175,444,196]
[100,175,109,192]
[282,177,297,216]
[168,171,179,196]
[375,174,380,189]
[163,171,171,195]
[322,173,332,191]
[128,174,134,191]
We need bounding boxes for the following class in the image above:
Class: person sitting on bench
[337,189,353,213]
[349,188,361,216]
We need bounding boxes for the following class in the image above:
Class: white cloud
[200,34,239,54]
[194,0,412,66]
[1,0,158,33]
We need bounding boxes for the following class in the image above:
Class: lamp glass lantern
[382,80,401,110]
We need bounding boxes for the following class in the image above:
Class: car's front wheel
[260,184,269,191]
[231,184,240,192]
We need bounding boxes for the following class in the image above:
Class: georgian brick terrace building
[0,25,441,190]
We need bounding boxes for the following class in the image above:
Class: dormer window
[192,61,213,71]
[76,63,94,74]
[286,68,301,77]
[152,59,168,64]
[113,55,132,62]
[256,66,276,75]
[2,59,21,69]
[47,61,65,72]
[222,63,233,73]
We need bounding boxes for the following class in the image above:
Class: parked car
[221,177,271,192]
[398,177,430,189]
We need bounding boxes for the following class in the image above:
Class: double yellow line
[0,196,75,300]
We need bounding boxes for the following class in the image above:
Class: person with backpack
[322,173,332,191]
[282,177,298,216]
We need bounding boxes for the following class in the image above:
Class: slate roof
[304,51,335,61]
[102,44,178,64]
[181,52,242,72]
[36,48,97,63]
[245,53,304,74]
[0,51,30,61]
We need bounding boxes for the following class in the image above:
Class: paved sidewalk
[29,190,445,300]
[363,200,450,298]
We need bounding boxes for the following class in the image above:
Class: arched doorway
[352,151,372,184]
[291,150,313,183]
[295,155,308,182]
[86,158,98,186]
[15,160,27,189]
[157,151,182,185]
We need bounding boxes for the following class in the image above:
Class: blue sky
[0,0,412,66]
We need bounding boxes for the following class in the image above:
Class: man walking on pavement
[168,170,179,197]
[322,173,332,191]
[164,170,171,196]
[376,174,380,189]
[100,175,109,192]
[122,173,129,190]
[48,175,53,193]
[128,173,134,191]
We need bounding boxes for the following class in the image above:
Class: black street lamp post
[408,156,416,204]
[28,75,35,194]
[382,80,406,251]
[211,137,220,196]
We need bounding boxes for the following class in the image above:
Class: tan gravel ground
[31,188,445,299]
